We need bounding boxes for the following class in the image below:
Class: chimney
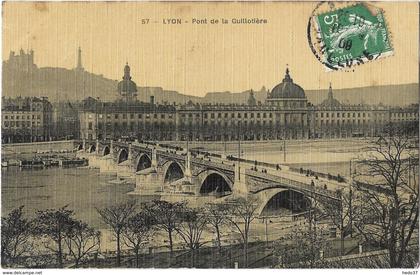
[150,96,155,105]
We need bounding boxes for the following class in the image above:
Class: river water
[1,167,155,229]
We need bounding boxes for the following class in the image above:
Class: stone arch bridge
[77,139,342,217]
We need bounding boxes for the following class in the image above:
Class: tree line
[2,196,259,268]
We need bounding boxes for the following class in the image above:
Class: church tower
[247,89,257,106]
[76,47,84,71]
[328,82,333,101]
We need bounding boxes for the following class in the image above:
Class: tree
[353,124,419,268]
[274,227,330,268]
[1,206,33,267]
[321,188,359,255]
[205,203,229,253]
[175,207,208,267]
[225,196,258,268]
[122,210,154,267]
[64,220,101,267]
[96,200,137,267]
[145,200,186,253]
[33,206,75,268]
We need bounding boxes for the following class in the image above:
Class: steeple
[76,47,83,70]
[247,89,257,106]
[328,82,333,100]
[319,82,341,107]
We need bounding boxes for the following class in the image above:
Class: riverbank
[2,140,77,159]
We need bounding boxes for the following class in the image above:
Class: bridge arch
[198,170,233,196]
[136,154,152,172]
[163,161,185,183]
[88,144,96,153]
[258,188,310,217]
[77,144,83,151]
[117,148,129,163]
[102,146,110,156]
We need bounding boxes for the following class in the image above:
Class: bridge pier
[96,139,100,154]
[151,148,158,168]
[132,167,164,195]
[98,155,119,174]
[115,144,136,180]
[184,151,192,182]
[116,160,135,180]
[232,162,248,196]
[86,153,101,168]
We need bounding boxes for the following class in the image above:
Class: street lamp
[348,157,359,238]
[283,138,286,163]
[238,121,241,159]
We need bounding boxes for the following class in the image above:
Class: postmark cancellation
[313,3,393,71]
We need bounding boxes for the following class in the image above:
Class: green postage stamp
[315,3,393,70]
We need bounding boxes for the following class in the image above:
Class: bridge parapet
[99,140,111,146]
[112,141,130,148]
[191,158,234,172]
[245,169,340,201]
[156,150,185,162]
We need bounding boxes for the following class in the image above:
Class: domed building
[117,63,138,102]
[263,68,311,139]
[266,68,308,108]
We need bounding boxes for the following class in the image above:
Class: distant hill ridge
[2,55,418,106]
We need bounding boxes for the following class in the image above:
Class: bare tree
[33,206,75,268]
[353,124,419,268]
[225,196,259,268]
[274,227,330,268]
[175,207,208,267]
[1,206,33,267]
[64,220,101,267]
[205,203,229,253]
[122,210,154,267]
[145,200,186,253]
[96,200,137,267]
[321,188,359,255]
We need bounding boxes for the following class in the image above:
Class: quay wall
[2,140,77,155]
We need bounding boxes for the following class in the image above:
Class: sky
[3,1,419,97]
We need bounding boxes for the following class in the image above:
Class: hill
[2,56,418,106]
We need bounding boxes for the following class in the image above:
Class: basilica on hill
[79,63,419,142]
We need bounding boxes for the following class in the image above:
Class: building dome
[117,63,137,99]
[268,68,306,99]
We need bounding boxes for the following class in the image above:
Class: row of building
[2,96,53,143]
[78,65,419,141]
[2,64,418,143]
[1,97,80,143]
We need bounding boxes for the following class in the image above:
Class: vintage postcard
[1,1,419,273]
